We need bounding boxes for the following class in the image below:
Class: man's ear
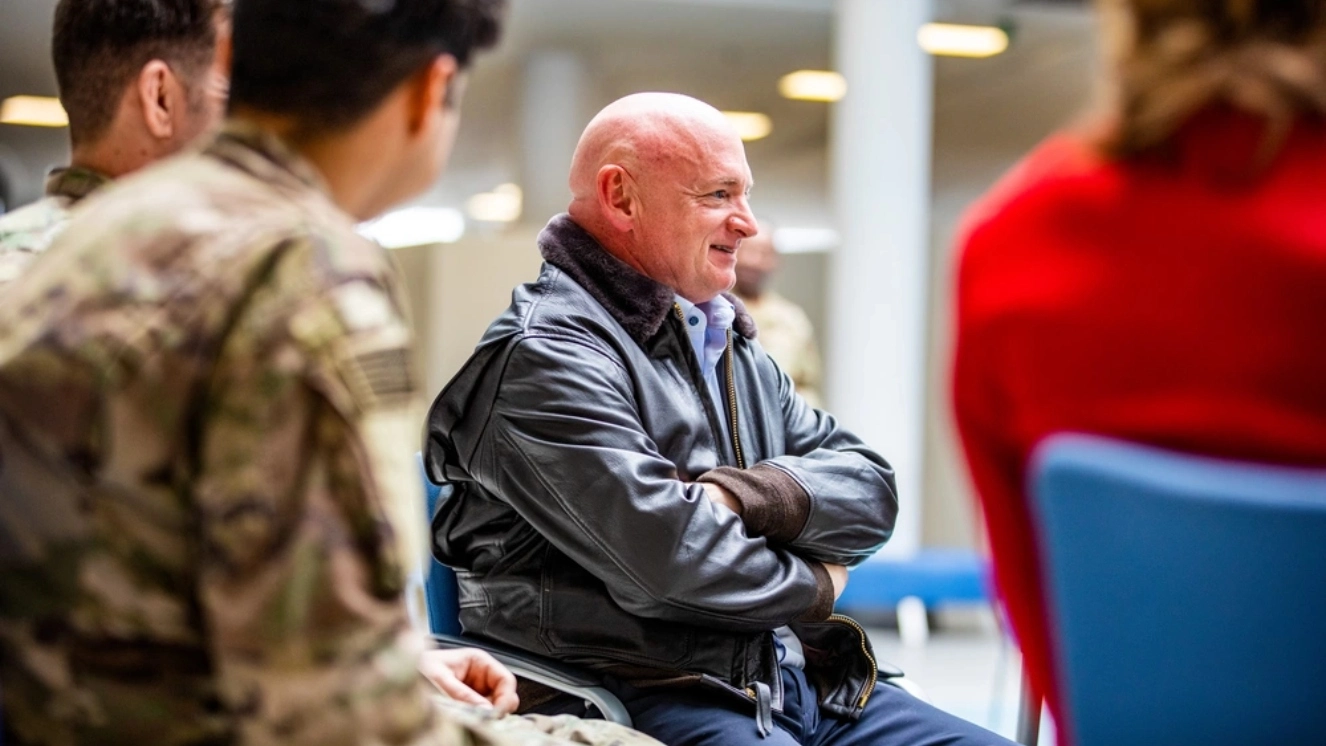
[136,60,178,140]
[597,165,636,232]
[406,54,460,135]
[215,21,233,83]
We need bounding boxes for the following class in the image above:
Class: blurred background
[0,0,1102,739]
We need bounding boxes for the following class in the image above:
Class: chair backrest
[416,452,462,636]
[1029,434,1326,746]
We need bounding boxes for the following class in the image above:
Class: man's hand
[695,481,743,517]
[418,647,519,714]
[823,563,848,600]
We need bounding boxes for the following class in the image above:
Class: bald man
[425,93,1013,746]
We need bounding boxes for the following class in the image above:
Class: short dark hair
[229,0,506,136]
[52,0,222,146]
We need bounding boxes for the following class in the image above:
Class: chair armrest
[877,660,905,679]
[430,634,632,726]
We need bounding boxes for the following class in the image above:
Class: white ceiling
[0,0,1098,217]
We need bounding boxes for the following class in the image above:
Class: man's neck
[229,110,398,221]
[69,136,152,181]
[293,134,394,221]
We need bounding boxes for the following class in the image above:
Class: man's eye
[710,190,730,200]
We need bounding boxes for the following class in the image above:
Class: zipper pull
[753,681,774,738]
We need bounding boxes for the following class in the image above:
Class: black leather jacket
[425,215,899,719]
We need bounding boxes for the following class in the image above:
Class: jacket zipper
[724,329,747,470]
[829,613,878,709]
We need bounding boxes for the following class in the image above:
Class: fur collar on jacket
[537,213,757,346]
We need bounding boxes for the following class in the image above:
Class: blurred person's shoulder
[0,126,399,380]
[50,125,394,301]
[746,291,813,342]
[951,132,1127,333]
[0,196,73,284]
[956,133,1113,257]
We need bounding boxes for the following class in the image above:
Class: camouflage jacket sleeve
[193,232,452,746]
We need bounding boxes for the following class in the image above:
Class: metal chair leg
[1015,665,1041,746]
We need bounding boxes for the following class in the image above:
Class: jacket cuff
[797,560,836,622]
[696,463,810,543]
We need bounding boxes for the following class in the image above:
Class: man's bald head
[566,92,758,303]
[569,92,738,202]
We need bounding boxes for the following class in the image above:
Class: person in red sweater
[952,0,1326,736]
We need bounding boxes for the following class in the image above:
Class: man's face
[425,71,468,187]
[632,129,757,303]
[369,67,468,220]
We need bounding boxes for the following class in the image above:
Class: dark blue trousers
[606,665,1016,746]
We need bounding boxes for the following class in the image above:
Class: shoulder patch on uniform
[334,325,417,410]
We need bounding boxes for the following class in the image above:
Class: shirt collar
[675,294,736,333]
[675,294,735,376]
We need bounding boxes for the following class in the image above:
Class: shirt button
[689,316,701,327]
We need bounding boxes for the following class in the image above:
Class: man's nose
[730,199,757,238]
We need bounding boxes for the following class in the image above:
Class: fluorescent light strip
[466,183,523,223]
[917,23,1009,58]
[722,111,773,142]
[778,70,847,103]
[358,206,466,249]
[0,96,68,127]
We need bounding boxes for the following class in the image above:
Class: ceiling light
[917,23,1009,58]
[722,111,773,142]
[778,71,847,103]
[358,206,465,249]
[466,183,523,223]
[0,96,68,127]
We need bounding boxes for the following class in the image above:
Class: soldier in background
[0,0,231,285]
[0,0,655,744]
[733,220,825,408]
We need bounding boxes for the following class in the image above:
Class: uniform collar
[43,166,111,204]
[204,119,331,197]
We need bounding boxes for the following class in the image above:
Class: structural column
[827,0,934,558]
[520,50,593,223]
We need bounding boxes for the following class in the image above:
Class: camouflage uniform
[0,166,110,288]
[739,291,824,408]
[0,122,657,746]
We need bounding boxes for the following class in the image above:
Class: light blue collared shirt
[674,294,735,433]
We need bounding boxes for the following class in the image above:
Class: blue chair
[1027,434,1326,745]
[415,453,632,725]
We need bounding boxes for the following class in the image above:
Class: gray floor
[863,607,1057,745]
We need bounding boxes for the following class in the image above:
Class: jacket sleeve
[466,334,835,633]
[698,351,897,567]
[195,250,460,744]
